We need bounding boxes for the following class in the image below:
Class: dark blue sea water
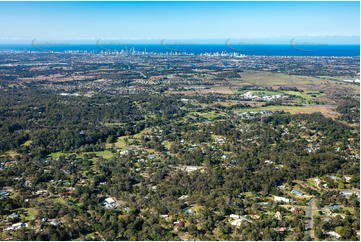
[0,44,359,56]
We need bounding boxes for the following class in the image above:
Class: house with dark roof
[327,204,341,211]
[0,191,9,199]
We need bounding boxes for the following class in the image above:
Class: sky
[0,1,359,44]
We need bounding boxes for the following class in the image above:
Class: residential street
[306,197,316,240]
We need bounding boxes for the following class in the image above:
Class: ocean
[0,44,359,56]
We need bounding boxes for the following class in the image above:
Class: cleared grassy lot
[236,105,339,117]
[185,110,227,120]
[49,150,114,160]
[233,70,328,87]
[283,90,324,103]
[231,70,359,94]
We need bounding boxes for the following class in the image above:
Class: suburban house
[326,231,341,239]
[4,223,28,231]
[291,189,304,196]
[274,196,290,203]
[339,190,359,198]
[0,191,9,199]
[327,204,342,211]
[174,220,185,230]
[229,214,241,219]
[274,211,282,220]
[102,197,117,209]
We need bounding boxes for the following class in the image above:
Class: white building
[178,195,189,200]
[230,219,243,226]
[103,197,117,209]
[4,223,28,231]
[327,231,341,239]
[274,196,290,203]
[229,214,241,219]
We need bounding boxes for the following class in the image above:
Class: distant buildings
[326,231,341,239]
[230,219,243,227]
[173,220,185,230]
[277,185,286,190]
[274,196,290,203]
[238,110,274,119]
[178,195,189,200]
[177,166,203,172]
[339,190,359,198]
[274,227,289,232]
[50,220,62,226]
[291,189,304,196]
[4,223,28,231]
[229,214,251,227]
[238,91,285,102]
[314,178,322,187]
[275,211,282,220]
[327,204,342,211]
[342,79,360,84]
[229,214,241,219]
[184,207,193,214]
[8,213,19,220]
[102,197,117,209]
[259,110,273,116]
[0,191,9,199]
[344,176,352,183]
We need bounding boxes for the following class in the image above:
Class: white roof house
[105,197,115,204]
[230,219,242,226]
[103,197,117,209]
[229,214,241,219]
[274,196,290,203]
[327,231,341,239]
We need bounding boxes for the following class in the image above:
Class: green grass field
[49,150,114,160]
[236,105,330,115]
[317,75,356,82]
[252,90,283,97]
[48,151,65,159]
[283,91,324,103]
[93,150,114,159]
[12,207,38,221]
[114,136,133,149]
[21,140,33,147]
[231,70,359,94]
[53,197,66,205]
[24,208,38,221]
[185,111,226,120]
[238,71,325,86]
[184,104,336,121]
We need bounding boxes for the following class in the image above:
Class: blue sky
[0,1,359,43]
